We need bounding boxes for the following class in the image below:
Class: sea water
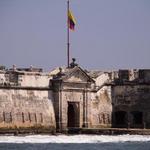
[0,135,150,150]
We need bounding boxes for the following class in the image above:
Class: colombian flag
[68,10,76,31]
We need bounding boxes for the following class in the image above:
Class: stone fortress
[0,59,150,134]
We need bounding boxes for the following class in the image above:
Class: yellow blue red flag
[68,10,76,31]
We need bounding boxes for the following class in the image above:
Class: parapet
[0,66,52,88]
[115,69,150,84]
[88,69,150,87]
[139,69,150,83]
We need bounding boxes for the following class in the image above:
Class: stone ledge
[67,128,150,135]
[0,86,52,90]
[0,126,56,135]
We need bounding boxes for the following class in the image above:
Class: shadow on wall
[112,110,144,129]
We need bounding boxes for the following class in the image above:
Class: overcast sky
[0,0,150,71]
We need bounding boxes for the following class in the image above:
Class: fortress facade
[0,61,150,133]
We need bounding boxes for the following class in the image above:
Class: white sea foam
[0,135,150,143]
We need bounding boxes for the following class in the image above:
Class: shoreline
[0,128,150,136]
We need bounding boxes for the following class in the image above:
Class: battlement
[1,65,150,89]
[0,66,52,88]
[114,69,150,84]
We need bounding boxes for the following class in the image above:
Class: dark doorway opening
[67,102,79,128]
[131,111,143,128]
[114,111,127,128]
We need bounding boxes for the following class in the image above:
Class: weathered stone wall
[1,66,150,133]
[95,73,110,86]
[0,72,5,84]
[0,71,52,87]
[90,86,112,128]
[112,85,150,128]
[0,88,55,131]
[19,74,51,87]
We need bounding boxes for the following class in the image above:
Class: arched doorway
[67,102,79,128]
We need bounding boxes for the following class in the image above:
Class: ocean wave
[0,135,150,143]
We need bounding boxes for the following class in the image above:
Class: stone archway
[67,102,79,128]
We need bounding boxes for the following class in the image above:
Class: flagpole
[67,0,70,68]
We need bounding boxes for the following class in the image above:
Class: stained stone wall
[90,86,112,128]
[0,66,150,132]
[0,88,55,130]
[19,74,51,87]
[112,85,150,128]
